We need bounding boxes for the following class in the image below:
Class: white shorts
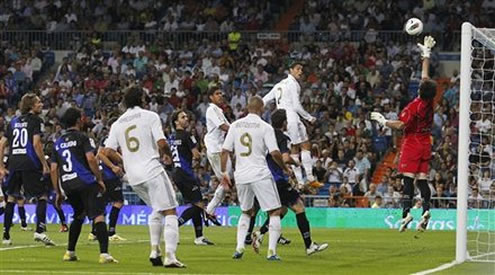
[287,117,308,145]
[131,171,178,212]
[207,152,233,179]
[237,177,281,212]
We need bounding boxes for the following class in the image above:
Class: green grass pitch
[0,224,493,274]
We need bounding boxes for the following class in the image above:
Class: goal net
[458,22,495,263]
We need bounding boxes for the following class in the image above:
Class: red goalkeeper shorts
[398,138,431,174]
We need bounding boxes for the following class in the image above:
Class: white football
[404,18,423,36]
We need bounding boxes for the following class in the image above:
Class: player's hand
[284,166,294,178]
[97,180,106,194]
[370,112,387,126]
[55,192,64,209]
[417,36,436,59]
[0,167,8,180]
[221,172,231,191]
[309,116,317,124]
[162,155,172,165]
[111,165,124,177]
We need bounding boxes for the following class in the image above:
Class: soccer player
[0,93,54,246]
[95,130,126,241]
[102,87,185,268]
[169,110,214,245]
[50,107,118,263]
[370,36,437,232]
[221,96,291,260]
[252,109,328,255]
[204,86,230,224]
[263,61,323,189]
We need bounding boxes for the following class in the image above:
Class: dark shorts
[5,170,49,199]
[63,183,106,220]
[172,169,202,204]
[276,180,300,207]
[104,178,124,203]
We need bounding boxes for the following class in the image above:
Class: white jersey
[263,74,314,122]
[204,103,230,154]
[105,106,166,186]
[222,113,279,184]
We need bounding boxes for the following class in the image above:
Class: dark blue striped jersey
[99,136,119,181]
[266,129,290,182]
[51,129,97,187]
[168,129,197,178]
[6,113,44,171]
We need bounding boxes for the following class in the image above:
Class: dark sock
[402,176,415,218]
[67,218,84,252]
[94,221,109,254]
[246,216,256,238]
[36,199,47,233]
[18,206,27,227]
[417,179,431,214]
[3,202,15,239]
[108,206,121,236]
[296,212,312,249]
[260,217,269,235]
[55,206,66,225]
[178,205,199,226]
[91,221,96,235]
[192,208,203,239]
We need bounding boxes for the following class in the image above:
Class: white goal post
[457,22,495,264]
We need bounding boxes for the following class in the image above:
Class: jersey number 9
[125,125,140,152]
[239,133,252,157]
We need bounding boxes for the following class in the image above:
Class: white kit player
[263,61,323,189]
[221,96,292,261]
[102,87,185,268]
[204,86,232,222]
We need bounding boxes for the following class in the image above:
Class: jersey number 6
[239,133,252,157]
[125,125,140,152]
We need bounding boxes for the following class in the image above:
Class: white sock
[236,213,250,252]
[206,185,225,215]
[301,150,315,182]
[164,215,179,262]
[268,215,281,256]
[0,201,5,208]
[148,211,163,257]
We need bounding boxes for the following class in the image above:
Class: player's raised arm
[417,36,436,79]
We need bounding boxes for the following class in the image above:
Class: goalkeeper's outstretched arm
[418,36,436,79]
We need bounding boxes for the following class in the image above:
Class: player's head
[418,79,437,101]
[171,110,189,130]
[20,93,43,115]
[271,109,287,131]
[124,87,143,109]
[247,96,264,116]
[288,60,304,80]
[208,86,223,105]
[61,107,82,129]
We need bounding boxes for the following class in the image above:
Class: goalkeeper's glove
[370,112,388,127]
[417,36,436,59]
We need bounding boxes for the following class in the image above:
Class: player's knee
[7,195,16,203]
[291,200,305,214]
[268,207,282,216]
[161,208,177,216]
[112,201,123,208]
[94,215,105,223]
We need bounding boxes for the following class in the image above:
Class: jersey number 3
[240,133,252,157]
[125,125,140,152]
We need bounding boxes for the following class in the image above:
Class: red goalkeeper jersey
[399,97,434,142]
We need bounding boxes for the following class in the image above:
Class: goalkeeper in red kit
[371,36,436,232]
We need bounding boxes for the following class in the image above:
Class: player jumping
[370,36,437,232]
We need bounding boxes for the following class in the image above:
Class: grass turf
[0,224,493,274]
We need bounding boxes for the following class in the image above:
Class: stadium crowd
[0,1,493,210]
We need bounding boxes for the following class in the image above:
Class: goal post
[457,22,495,264]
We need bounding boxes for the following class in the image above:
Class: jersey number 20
[12,128,28,148]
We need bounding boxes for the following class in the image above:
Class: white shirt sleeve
[222,126,235,152]
[150,113,166,143]
[264,125,279,153]
[207,106,228,128]
[263,85,276,106]
[105,124,119,150]
[291,82,314,121]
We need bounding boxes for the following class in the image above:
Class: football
[404,18,423,35]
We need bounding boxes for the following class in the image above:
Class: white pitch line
[0,240,150,252]
[410,260,460,275]
[0,270,208,275]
